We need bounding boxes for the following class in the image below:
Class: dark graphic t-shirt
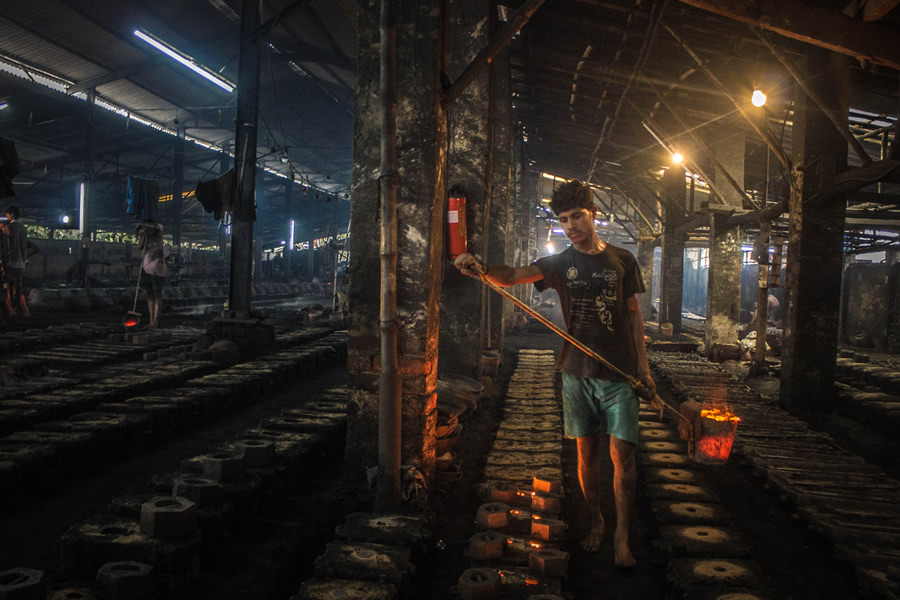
[533,244,645,381]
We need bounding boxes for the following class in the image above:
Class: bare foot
[580,511,605,552]
[614,529,636,567]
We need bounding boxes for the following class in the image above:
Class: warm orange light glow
[532,514,542,520]
[506,538,514,544]
[530,541,542,549]
[511,510,520,516]
[526,578,539,585]
[701,408,740,423]
[123,316,139,327]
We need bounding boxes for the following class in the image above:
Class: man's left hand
[637,373,657,399]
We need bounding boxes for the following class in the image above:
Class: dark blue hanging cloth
[126,176,160,222]
[194,168,234,222]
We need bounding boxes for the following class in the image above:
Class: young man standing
[454,180,655,567]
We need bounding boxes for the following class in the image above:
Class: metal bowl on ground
[435,451,457,471]
[439,374,484,410]
[436,415,459,439]
[437,382,469,418]
[435,424,463,456]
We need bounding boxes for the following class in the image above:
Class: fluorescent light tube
[134,29,234,93]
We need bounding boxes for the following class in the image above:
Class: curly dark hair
[549,180,594,216]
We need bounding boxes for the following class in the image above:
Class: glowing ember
[700,408,740,423]
[529,541,542,549]
[525,578,538,585]
[123,316,139,327]
[532,514,542,520]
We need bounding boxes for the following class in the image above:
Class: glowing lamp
[751,89,767,107]
[672,152,684,164]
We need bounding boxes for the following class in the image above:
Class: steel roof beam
[679,0,900,71]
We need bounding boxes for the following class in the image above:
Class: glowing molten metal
[700,408,740,423]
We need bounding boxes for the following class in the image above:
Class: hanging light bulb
[751,88,767,107]
[672,152,684,164]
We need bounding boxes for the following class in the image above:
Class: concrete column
[659,167,686,334]
[704,130,745,352]
[512,133,533,307]
[346,0,446,477]
[81,91,95,237]
[283,182,293,282]
[636,235,655,321]
[172,125,185,285]
[780,49,850,412]
[253,163,265,284]
[218,145,229,260]
[438,0,492,377]
[487,46,513,351]
[705,210,742,351]
[228,0,261,314]
[172,126,185,249]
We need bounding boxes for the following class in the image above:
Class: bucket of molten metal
[677,400,740,465]
[123,310,142,331]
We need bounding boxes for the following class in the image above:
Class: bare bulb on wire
[751,89,767,107]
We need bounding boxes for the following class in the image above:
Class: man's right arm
[453,253,543,288]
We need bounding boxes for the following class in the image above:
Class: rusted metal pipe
[755,28,872,168]
[443,0,545,106]
[663,24,794,177]
[724,197,788,227]
[754,219,770,371]
[376,0,401,513]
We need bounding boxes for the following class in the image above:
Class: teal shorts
[561,374,639,444]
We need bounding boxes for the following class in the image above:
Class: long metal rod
[376,0,401,513]
[443,0,545,106]
[473,272,689,424]
[755,28,871,167]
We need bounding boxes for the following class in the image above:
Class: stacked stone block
[55,383,349,597]
[635,367,770,599]
[0,330,344,507]
[295,513,431,599]
[462,349,567,600]
[650,352,900,600]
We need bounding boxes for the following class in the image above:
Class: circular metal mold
[670,502,720,521]
[680,526,730,544]
[693,560,749,579]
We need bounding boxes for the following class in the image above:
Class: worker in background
[454,180,654,567]
[4,205,39,318]
[750,292,781,327]
[135,220,165,329]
